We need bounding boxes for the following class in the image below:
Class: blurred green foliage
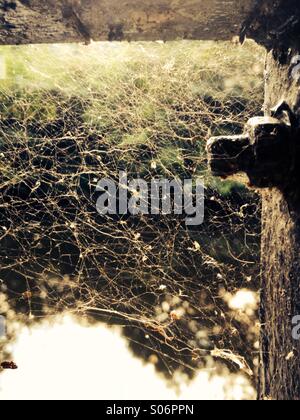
[0,40,264,192]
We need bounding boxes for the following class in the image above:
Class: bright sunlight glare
[0,316,255,400]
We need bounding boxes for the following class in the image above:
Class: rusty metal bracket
[206,101,298,188]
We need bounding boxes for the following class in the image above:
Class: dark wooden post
[207,50,300,400]
[258,51,300,401]
[206,0,300,399]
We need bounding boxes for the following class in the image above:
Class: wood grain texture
[259,50,300,400]
[0,0,256,44]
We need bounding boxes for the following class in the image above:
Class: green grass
[0,40,265,190]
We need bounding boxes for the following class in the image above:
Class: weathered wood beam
[259,49,300,401]
[241,0,300,49]
[0,0,257,45]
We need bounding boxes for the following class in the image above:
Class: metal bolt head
[206,134,251,178]
[207,115,292,188]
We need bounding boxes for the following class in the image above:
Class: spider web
[0,40,264,382]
